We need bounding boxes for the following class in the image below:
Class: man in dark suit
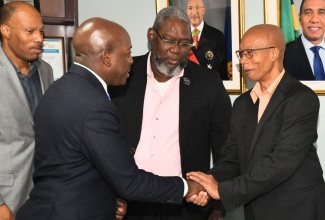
[188,24,325,220]
[0,2,53,219]
[111,6,231,220]
[186,0,229,80]
[16,17,207,220]
[284,0,325,80]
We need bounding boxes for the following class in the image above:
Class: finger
[186,194,197,202]
[186,171,205,178]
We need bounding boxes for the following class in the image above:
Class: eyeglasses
[235,47,275,59]
[153,28,193,53]
[187,6,204,11]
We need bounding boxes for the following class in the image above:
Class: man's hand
[185,178,205,198]
[116,198,127,220]
[187,171,220,200]
[186,191,210,206]
[185,179,210,206]
[0,204,14,220]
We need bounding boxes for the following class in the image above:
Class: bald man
[16,18,206,220]
[187,24,325,220]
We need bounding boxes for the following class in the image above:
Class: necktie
[107,93,111,100]
[310,46,325,80]
[192,28,200,49]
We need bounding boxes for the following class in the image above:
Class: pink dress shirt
[134,54,184,177]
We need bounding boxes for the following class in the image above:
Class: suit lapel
[38,60,51,93]
[0,48,33,125]
[292,37,314,79]
[248,73,290,157]
[179,64,194,126]
[130,56,148,135]
[245,98,259,161]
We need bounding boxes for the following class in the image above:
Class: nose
[168,44,181,53]
[129,56,133,65]
[34,30,43,43]
[239,56,248,65]
[310,13,320,23]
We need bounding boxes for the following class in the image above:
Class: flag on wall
[279,0,300,43]
[224,5,232,80]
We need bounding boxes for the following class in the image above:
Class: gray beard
[152,51,188,77]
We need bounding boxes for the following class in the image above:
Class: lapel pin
[183,77,191,85]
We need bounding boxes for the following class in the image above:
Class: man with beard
[110,6,231,220]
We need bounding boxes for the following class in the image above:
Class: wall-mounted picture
[264,0,325,95]
[156,0,245,94]
[40,37,66,80]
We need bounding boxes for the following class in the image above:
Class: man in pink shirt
[111,6,231,220]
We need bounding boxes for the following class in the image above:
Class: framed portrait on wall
[156,0,246,94]
[40,37,66,80]
[264,0,325,95]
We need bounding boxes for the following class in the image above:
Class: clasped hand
[185,171,220,206]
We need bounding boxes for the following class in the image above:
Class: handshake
[185,171,220,206]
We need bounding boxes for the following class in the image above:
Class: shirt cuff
[182,178,188,197]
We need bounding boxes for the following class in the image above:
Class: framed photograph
[0,0,40,12]
[156,0,246,94]
[264,0,325,95]
[40,37,66,80]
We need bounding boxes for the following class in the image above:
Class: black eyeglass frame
[235,47,275,59]
[152,28,193,52]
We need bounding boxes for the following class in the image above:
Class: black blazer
[111,54,232,178]
[284,35,315,80]
[16,64,184,220]
[209,73,325,219]
[192,22,229,80]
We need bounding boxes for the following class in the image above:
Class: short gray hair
[153,6,190,32]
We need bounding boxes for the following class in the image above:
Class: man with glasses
[110,6,231,220]
[187,24,325,220]
[186,0,229,80]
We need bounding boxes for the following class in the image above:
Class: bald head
[73,18,128,64]
[72,17,132,86]
[243,24,285,60]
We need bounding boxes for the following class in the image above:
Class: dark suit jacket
[111,54,231,176]
[16,64,184,220]
[284,35,316,80]
[192,22,229,80]
[110,54,231,218]
[209,72,325,219]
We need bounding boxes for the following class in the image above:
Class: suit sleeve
[214,90,319,211]
[80,100,184,204]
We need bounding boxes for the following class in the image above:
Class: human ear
[0,24,10,39]
[147,28,155,42]
[102,50,111,67]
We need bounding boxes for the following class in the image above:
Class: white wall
[78,0,155,56]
